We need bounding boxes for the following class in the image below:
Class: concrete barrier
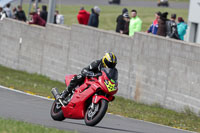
[0,18,200,114]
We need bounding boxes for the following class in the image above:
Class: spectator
[177,17,187,41]
[77,6,90,25]
[54,10,64,24]
[166,14,180,39]
[116,8,128,33]
[0,7,6,20]
[32,3,40,15]
[4,3,12,18]
[37,7,41,16]
[129,9,142,36]
[40,5,48,22]
[28,12,46,27]
[12,7,17,19]
[121,12,130,35]
[147,11,161,35]
[15,5,27,22]
[157,12,168,37]
[88,6,100,28]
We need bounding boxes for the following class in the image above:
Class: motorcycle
[50,68,118,126]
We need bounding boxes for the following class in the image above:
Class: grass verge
[0,65,200,132]
[0,117,75,133]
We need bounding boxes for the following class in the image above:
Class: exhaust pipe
[51,88,65,106]
[51,88,60,99]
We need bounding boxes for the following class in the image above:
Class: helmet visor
[104,59,116,68]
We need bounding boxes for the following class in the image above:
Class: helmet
[102,52,117,68]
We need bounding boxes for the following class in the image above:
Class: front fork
[90,94,98,111]
[91,94,109,108]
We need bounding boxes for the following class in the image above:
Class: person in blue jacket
[147,11,161,35]
[177,17,187,41]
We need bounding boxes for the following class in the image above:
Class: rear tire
[50,101,65,121]
[84,99,108,126]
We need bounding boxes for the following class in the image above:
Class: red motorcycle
[50,68,118,126]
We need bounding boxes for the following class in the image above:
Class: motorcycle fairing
[62,79,101,119]
[65,75,76,87]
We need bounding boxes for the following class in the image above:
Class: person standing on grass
[88,6,100,28]
[177,17,187,41]
[147,11,161,35]
[129,9,142,37]
[116,8,128,33]
[40,5,48,22]
[120,12,130,35]
[15,5,27,22]
[4,3,12,18]
[157,12,168,37]
[77,6,90,25]
[0,7,6,20]
[166,13,180,40]
[54,10,64,25]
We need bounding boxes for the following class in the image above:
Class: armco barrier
[0,18,200,114]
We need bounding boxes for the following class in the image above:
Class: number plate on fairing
[104,80,116,92]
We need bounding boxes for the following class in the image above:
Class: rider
[60,52,117,99]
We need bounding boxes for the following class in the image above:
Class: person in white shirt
[3,3,12,18]
[0,7,6,20]
[54,10,64,25]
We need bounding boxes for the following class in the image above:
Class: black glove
[86,72,102,77]
[85,71,95,77]
[94,72,102,77]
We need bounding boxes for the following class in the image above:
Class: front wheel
[50,101,65,121]
[84,99,108,126]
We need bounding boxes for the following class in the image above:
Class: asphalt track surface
[0,86,195,133]
[23,0,189,9]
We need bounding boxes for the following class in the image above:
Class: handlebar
[86,72,102,77]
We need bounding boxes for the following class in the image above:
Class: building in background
[186,0,200,43]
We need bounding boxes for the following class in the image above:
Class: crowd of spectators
[76,6,187,41]
[115,8,187,40]
[0,3,65,27]
[151,11,187,40]
[77,6,101,28]
[115,8,143,37]
[0,3,188,40]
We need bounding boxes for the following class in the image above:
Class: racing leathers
[61,59,104,98]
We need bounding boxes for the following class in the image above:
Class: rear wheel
[84,99,108,126]
[50,101,65,121]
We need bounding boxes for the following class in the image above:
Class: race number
[104,80,116,92]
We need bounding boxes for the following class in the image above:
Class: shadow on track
[62,121,145,133]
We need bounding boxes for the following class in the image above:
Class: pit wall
[0,18,200,114]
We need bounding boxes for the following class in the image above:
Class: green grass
[108,97,200,132]
[22,5,188,32]
[0,65,66,97]
[0,117,75,133]
[0,64,200,132]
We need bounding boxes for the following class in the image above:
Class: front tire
[84,99,108,126]
[50,101,65,121]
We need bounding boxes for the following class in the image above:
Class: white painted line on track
[0,85,196,133]
[0,85,53,101]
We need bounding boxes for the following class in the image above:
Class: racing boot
[61,74,83,99]
[60,83,75,99]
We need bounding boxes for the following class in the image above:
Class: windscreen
[102,68,118,82]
